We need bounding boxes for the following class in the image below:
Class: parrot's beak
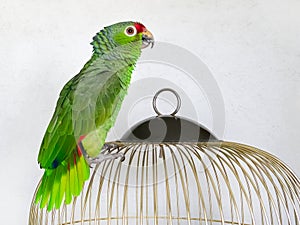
[142,30,154,49]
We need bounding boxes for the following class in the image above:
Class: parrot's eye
[124,26,137,37]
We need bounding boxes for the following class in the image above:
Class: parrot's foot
[87,152,125,165]
[78,141,125,166]
[101,141,124,154]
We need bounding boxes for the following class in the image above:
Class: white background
[0,0,299,224]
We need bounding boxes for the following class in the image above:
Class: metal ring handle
[152,88,181,116]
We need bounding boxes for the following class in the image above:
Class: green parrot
[35,21,154,211]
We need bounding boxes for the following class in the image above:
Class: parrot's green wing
[35,73,90,211]
[37,74,79,169]
[35,56,132,211]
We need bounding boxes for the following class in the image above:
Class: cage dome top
[121,88,218,143]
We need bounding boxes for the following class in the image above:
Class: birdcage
[29,88,300,225]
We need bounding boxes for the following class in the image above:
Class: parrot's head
[109,21,154,49]
[92,21,154,56]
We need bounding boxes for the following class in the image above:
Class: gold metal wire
[29,142,300,225]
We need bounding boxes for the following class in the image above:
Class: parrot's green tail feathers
[35,149,90,211]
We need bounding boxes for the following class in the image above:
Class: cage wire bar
[29,141,300,225]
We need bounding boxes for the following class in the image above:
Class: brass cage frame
[29,141,300,225]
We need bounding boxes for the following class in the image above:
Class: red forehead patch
[134,22,146,33]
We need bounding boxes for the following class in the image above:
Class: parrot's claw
[119,153,125,162]
[86,152,125,165]
[101,141,124,154]
[79,141,125,166]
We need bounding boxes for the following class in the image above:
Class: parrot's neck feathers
[91,28,116,55]
[91,27,141,63]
